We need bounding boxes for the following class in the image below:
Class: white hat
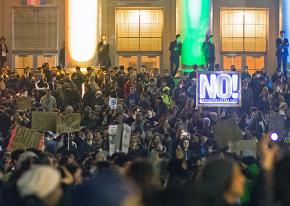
[18,151,38,163]
[15,151,39,170]
[96,90,102,96]
[17,166,61,199]
[65,105,74,112]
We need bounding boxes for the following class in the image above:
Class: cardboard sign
[56,113,81,134]
[108,125,118,135]
[197,71,241,107]
[114,125,123,153]
[109,135,115,156]
[121,124,132,154]
[16,97,32,110]
[108,124,132,156]
[109,98,117,109]
[32,112,58,132]
[7,125,44,151]
[232,140,258,158]
[211,118,243,147]
[108,124,122,156]
[268,113,285,136]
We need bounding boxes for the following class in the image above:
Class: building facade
[0,0,286,75]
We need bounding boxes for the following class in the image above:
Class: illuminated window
[15,55,34,69]
[221,9,267,52]
[116,9,163,51]
[246,56,265,71]
[118,56,138,71]
[223,55,242,70]
[37,55,57,68]
[141,56,160,69]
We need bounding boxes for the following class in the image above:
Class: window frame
[115,8,164,52]
[12,7,59,52]
[220,8,268,53]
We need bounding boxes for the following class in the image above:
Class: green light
[180,0,210,67]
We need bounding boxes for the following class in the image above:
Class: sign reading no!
[197,71,242,107]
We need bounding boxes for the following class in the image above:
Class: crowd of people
[0,62,290,206]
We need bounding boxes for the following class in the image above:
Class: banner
[211,118,243,147]
[32,112,58,132]
[109,98,117,109]
[56,113,81,134]
[232,140,258,158]
[197,71,241,107]
[15,97,32,110]
[7,125,44,151]
[121,124,132,154]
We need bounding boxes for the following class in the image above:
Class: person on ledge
[169,34,182,77]
[203,35,216,71]
[276,30,289,76]
[97,35,111,69]
[0,36,8,69]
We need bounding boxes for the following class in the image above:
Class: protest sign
[268,113,285,136]
[31,112,58,132]
[231,139,258,158]
[109,135,115,156]
[197,71,241,107]
[56,113,81,134]
[16,97,32,110]
[211,118,243,147]
[121,124,132,154]
[108,124,122,156]
[109,98,117,109]
[108,124,132,156]
[7,125,44,151]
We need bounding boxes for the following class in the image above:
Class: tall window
[13,8,58,51]
[221,9,267,52]
[116,9,163,51]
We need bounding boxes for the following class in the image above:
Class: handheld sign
[56,113,81,134]
[197,71,241,107]
[268,113,285,137]
[211,118,243,147]
[108,124,132,156]
[16,97,32,110]
[121,124,132,154]
[32,112,58,132]
[232,140,258,158]
[7,125,44,151]
[109,98,117,109]
[108,125,122,156]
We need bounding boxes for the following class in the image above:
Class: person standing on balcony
[0,37,8,70]
[276,30,289,76]
[169,34,182,77]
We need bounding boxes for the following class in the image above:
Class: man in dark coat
[169,34,182,77]
[97,35,111,69]
[276,30,289,75]
[203,35,216,71]
[0,37,8,69]
[59,41,65,68]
